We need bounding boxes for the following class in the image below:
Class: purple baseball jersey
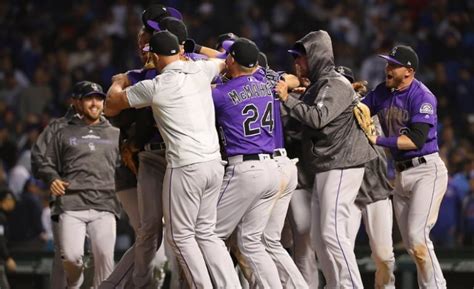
[127,68,157,85]
[253,67,285,149]
[212,74,275,156]
[363,79,439,160]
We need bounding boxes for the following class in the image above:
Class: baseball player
[211,38,281,288]
[39,81,120,289]
[337,65,396,289]
[362,45,448,289]
[250,52,309,288]
[31,82,85,289]
[105,31,241,289]
[275,30,377,288]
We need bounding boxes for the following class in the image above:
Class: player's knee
[238,235,264,254]
[407,243,429,266]
[372,246,395,264]
[61,251,83,268]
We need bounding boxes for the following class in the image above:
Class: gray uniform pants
[310,167,365,289]
[393,153,447,289]
[163,158,240,289]
[99,149,167,289]
[51,218,67,289]
[348,198,396,289]
[287,188,319,289]
[216,156,280,289]
[262,156,308,289]
[59,209,116,289]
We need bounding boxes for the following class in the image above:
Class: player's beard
[385,73,403,89]
[83,105,102,123]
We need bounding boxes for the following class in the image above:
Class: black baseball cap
[228,38,260,68]
[147,17,188,45]
[142,4,182,32]
[336,66,355,83]
[143,30,180,56]
[72,81,106,99]
[215,32,239,50]
[379,45,419,70]
[288,42,306,58]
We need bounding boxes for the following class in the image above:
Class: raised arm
[105,74,132,117]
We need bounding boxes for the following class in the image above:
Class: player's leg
[194,159,241,289]
[134,150,167,288]
[162,162,214,288]
[235,159,282,289]
[87,210,117,288]
[313,168,364,289]
[59,210,87,289]
[403,157,448,289]
[363,199,396,289]
[288,188,319,289]
[262,157,308,289]
[50,217,67,289]
[347,203,362,247]
[99,187,138,289]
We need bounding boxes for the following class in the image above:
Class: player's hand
[291,87,307,94]
[112,73,131,88]
[50,179,70,196]
[275,80,289,102]
[368,135,377,145]
[6,258,16,272]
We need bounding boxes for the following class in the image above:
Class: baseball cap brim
[147,20,161,31]
[288,49,304,57]
[216,40,236,59]
[83,91,106,99]
[166,7,183,20]
[378,55,405,66]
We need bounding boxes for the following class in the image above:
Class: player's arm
[40,131,70,196]
[275,80,352,129]
[184,39,222,59]
[105,73,132,117]
[370,122,429,150]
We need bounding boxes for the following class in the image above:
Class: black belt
[242,154,272,161]
[143,142,166,151]
[395,156,426,172]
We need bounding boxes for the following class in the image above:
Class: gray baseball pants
[99,149,167,289]
[348,198,395,289]
[262,155,308,289]
[310,167,365,289]
[99,188,139,289]
[59,209,116,289]
[215,156,280,289]
[287,188,320,289]
[163,158,241,289]
[51,218,67,289]
[393,153,448,289]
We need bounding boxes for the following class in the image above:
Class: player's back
[212,74,275,157]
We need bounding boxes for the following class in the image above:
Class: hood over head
[294,30,334,83]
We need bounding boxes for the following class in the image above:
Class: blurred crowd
[0,0,473,255]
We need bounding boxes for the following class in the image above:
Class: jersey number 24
[241,101,274,136]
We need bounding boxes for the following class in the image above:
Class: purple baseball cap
[378,45,419,70]
[215,40,237,59]
[142,4,183,32]
[288,42,306,58]
[147,17,188,45]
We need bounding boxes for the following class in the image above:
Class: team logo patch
[419,103,433,114]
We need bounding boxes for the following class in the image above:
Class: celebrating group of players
[32,3,449,289]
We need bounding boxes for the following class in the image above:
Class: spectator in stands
[0,188,16,289]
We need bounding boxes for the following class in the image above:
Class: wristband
[375,136,398,148]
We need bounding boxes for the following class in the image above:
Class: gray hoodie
[39,115,121,217]
[283,31,377,172]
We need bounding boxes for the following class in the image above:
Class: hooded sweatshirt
[40,115,121,217]
[283,31,377,172]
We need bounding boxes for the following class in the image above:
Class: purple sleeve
[409,90,437,126]
[361,90,376,115]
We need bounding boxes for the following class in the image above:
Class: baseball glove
[120,140,139,175]
[353,101,376,138]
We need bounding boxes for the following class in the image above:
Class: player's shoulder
[411,79,435,99]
